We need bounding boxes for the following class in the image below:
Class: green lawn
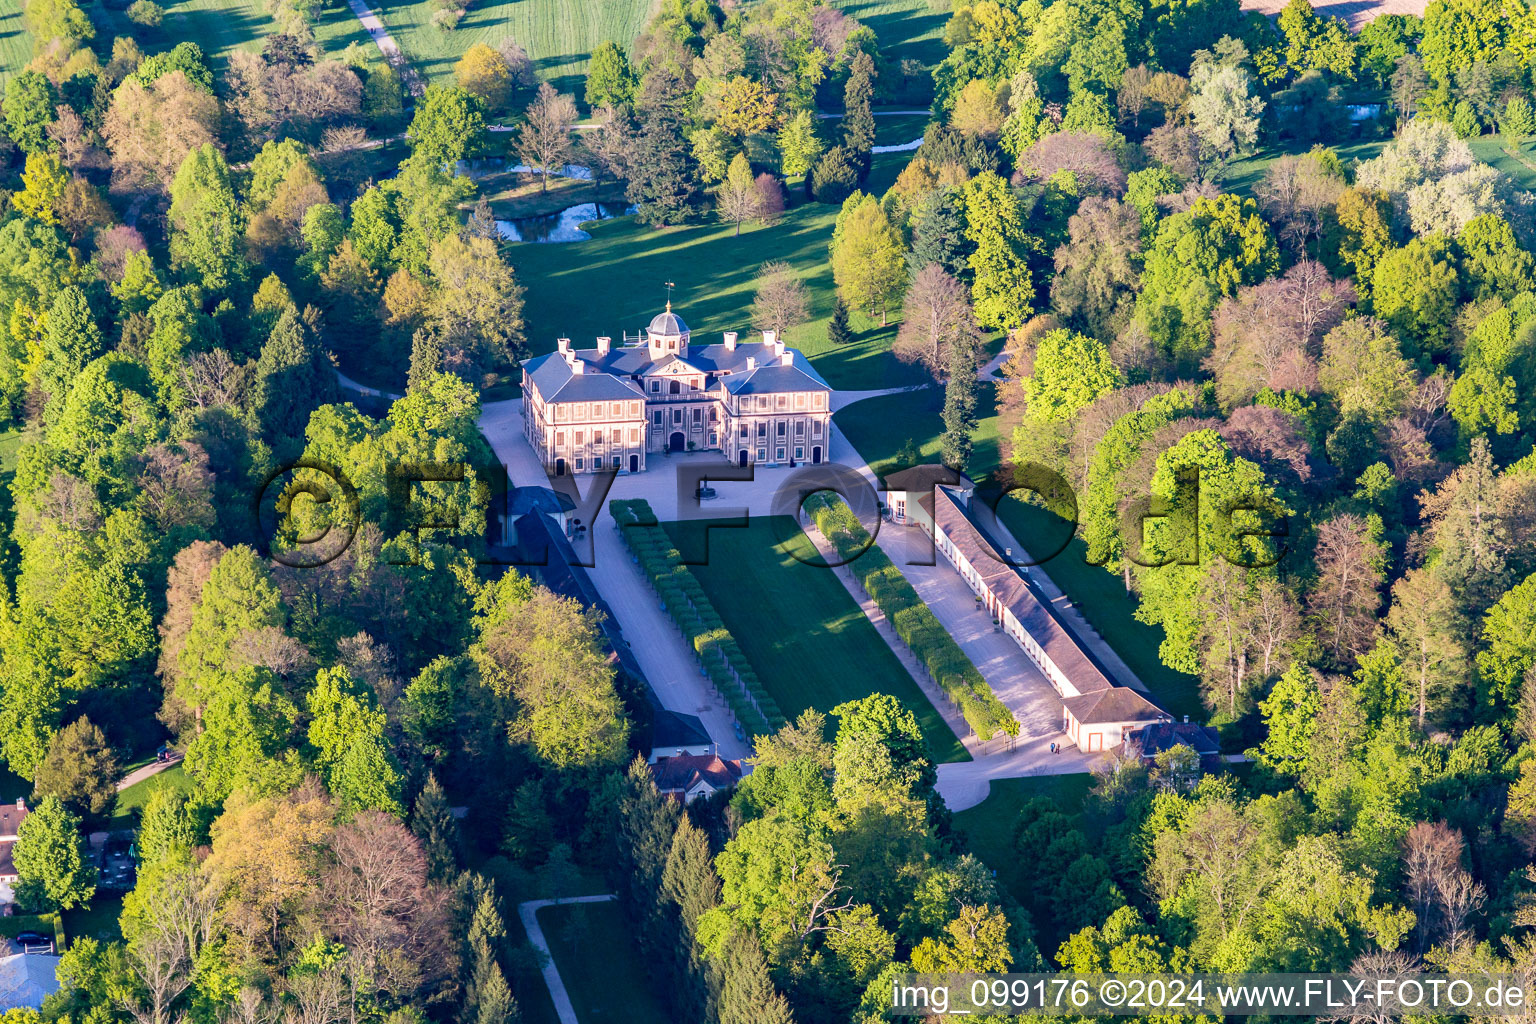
[1220,139,1386,198]
[1470,136,1536,191]
[507,172,929,393]
[834,384,1001,480]
[82,0,374,73]
[62,895,124,945]
[872,111,930,147]
[110,764,192,831]
[994,498,1204,722]
[952,773,1093,907]
[0,0,33,84]
[372,0,653,94]
[663,516,969,763]
[834,0,950,68]
[538,900,672,1024]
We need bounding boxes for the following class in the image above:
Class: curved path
[115,753,183,793]
[518,894,617,1024]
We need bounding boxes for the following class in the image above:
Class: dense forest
[2,0,1536,1021]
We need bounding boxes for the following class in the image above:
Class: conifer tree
[412,773,461,882]
[843,51,876,176]
[627,115,704,227]
[941,339,979,470]
[252,306,337,451]
[408,328,445,393]
[715,928,795,1024]
[827,297,852,346]
[662,814,721,1008]
[616,756,679,957]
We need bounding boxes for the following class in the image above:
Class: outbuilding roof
[1061,686,1169,726]
[933,486,1121,696]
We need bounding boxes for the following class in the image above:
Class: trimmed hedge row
[804,492,1018,741]
[610,498,788,738]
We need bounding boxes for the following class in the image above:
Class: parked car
[12,932,49,946]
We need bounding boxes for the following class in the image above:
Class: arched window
[669,380,681,395]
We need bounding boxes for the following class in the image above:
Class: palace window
[776,422,785,437]
[813,420,823,437]
[709,432,717,445]
[673,409,683,424]
[613,456,621,468]
[651,380,660,393]
[776,395,786,409]
[757,423,767,437]
[555,430,565,445]
[739,424,748,437]
[652,411,662,425]
[757,447,766,461]
[630,402,641,415]
[795,446,803,459]
[776,447,785,461]
[594,430,603,444]
[795,421,804,437]
[629,429,640,442]
[795,394,806,409]
[575,458,584,470]
[692,408,702,425]
[611,403,622,415]
[574,431,584,444]
[669,380,681,395]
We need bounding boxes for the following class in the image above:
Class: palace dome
[647,308,689,337]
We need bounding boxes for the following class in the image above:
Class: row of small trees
[804,492,1018,741]
[610,499,788,736]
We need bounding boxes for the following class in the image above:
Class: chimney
[724,331,738,350]
[16,797,24,811]
[571,359,585,375]
[596,336,611,356]
[782,350,794,366]
[775,338,786,359]
[746,356,756,371]
[1183,715,1189,724]
[762,330,778,346]
[557,337,571,355]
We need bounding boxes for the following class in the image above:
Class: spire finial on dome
[665,280,674,312]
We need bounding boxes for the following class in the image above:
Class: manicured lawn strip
[506,180,929,392]
[372,0,654,95]
[952,773,1094,907]
[538,900,672,1024]
[661,515,970,763]
[110,763,192,831]
[0,910,66,947]
[993,498,1204,722]
[611,499,787,737]
[805,491,1015,740]
[0,0,34,83]
[834,385,1002,480]
[871,112,930,146]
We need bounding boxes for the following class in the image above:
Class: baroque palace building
[521,305,834,474]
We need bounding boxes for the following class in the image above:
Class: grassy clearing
[993,499,1204,721]
[538,900,671,1024]
[508,157,927,393]
[373,0,654,95]
[834,385,1001,479]
[1470,136,1536,190]
[1220,138,1386,197]
[110,764,192,831]
[834,0,950,68]
[663,516,970,763]
[0,0,33,84]
[952,772,1093,905]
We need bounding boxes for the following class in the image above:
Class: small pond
[496,201,636,243]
